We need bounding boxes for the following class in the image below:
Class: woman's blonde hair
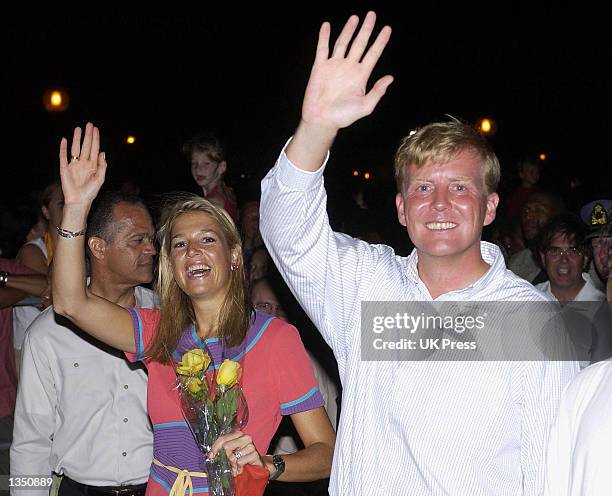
[147,193,250,363]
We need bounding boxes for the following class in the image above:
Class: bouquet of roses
[175,348,249,496]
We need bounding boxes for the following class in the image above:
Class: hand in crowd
[59,123,107,206]
[301,11,393,132]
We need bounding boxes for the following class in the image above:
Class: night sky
[2,5,610,214]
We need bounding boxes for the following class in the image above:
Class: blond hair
[147,193,250,363]
[394,121,500,195]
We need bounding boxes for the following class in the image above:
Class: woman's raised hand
[59,123,107,206]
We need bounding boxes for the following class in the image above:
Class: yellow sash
[152,459,207,496]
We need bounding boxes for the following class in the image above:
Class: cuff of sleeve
[280,387,324,416]
[275,137,329,192]
[125,308,144,362]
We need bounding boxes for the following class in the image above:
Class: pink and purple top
[126,308,323,495]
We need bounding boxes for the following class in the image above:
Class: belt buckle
[108,488,130,496]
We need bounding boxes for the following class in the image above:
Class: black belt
[60,475,147,496]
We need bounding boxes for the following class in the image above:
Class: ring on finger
[233,448,242,460]
[70,155,79,162]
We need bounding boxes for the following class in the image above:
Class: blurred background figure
[240,199,264,274]
[250,273,338,496]
[1,258,44,475]
[182,133,239,222]
[508,191,563,283]
[249,245,271,287]
[535,213,609,368]
[492,217,525,263]
[505,158,542,220]
[339,177,383,244]
[581,199,612,292]
[12,181,64,375]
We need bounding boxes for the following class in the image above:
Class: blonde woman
[52,123,334,496]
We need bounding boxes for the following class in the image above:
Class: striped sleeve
[268,320,324,416]
[260,146,381,370]
[125,307,161,363]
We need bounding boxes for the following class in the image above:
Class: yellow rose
[185,376,202,395]
[216,359,241,388]
[177,349,211,376]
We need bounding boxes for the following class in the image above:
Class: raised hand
[301,11,393,131]
[59,123,107,206]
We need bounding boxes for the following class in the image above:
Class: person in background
[536,213,604,303]
[12,181,64,375]
[508,191,563,283]
[535,213,609,367]
[183,133,239,223]
[11,190,158,496]
[0,259,45,475]
[240,200,264,274]
[248,245,270,287]
[505,158,541,219]
[250,276,338,496]
[580,199,612,291]
[544,220,612,496]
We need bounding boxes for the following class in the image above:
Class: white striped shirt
[260,146,579,495]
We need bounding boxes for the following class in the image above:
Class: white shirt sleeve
[10,329,56,495]
[520,359,579,495]
[260,144,382,367]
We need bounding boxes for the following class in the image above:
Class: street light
[43,88,69,112]
[476,117,496,136]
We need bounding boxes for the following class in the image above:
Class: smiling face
[190,149,226,192]
[395,149,498,263]
[169,211,239,305]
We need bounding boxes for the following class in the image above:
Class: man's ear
[396,193,407,227]
[483,192,500,227]
[88,236,107,261]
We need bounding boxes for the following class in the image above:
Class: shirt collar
[406,241,506,300]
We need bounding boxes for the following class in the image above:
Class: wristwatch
[268,454,285,481]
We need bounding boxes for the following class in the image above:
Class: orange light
[43,88,69,112]
[126,136,136,144]
[50,91,62,106]
[353,170,359,177]
[539,153,546,161]
[475,117,497,136]
[364,172,371,180]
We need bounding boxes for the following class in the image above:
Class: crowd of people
[1,10,611,496]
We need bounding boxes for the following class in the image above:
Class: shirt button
[122,452,127,457]
[73,363,79,368]
[123,385,129,389]
[123,418,128,423]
